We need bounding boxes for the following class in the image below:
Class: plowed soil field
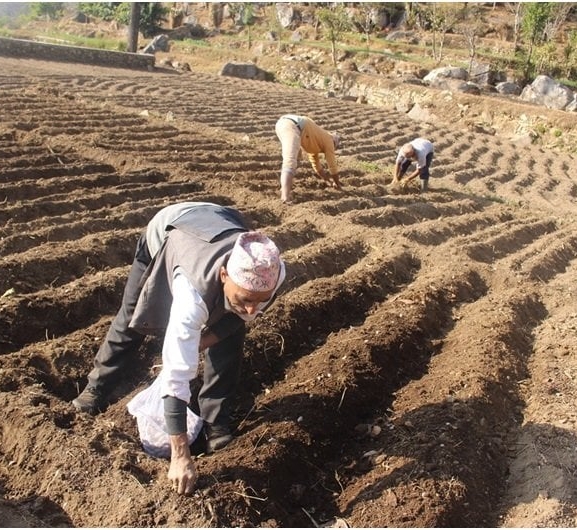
[1,56,577,528]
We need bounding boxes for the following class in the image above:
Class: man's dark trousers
[86,233,243,428]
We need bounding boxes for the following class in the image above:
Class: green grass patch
[350,160,386,174]
[30,29,126,51]
[2,30,123,51]
[558,77,577,89]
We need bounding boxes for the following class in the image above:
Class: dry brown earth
[1,52,577,528]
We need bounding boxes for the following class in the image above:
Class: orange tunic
[300,116,338,176]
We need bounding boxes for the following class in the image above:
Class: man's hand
[330,173,342,190]
[199,329,219,352]
[316,169,341,190]
[168,433,197,495]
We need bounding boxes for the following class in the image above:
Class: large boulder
[468,61,505,86]
[423,67,480,94]
[520,75,575,111]
[496,81,521,96]
[142,34,170,54]
[385,30,419,44]
[276,3,296,28]
[424,66,468,87]
[220,62,273,82]
[167,23,207,40]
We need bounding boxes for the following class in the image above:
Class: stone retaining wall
[277,63,577,153]
[0,37,155,70]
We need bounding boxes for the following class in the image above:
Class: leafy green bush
[0,16,20,30]
[78,2,168,38]
[30,2,64,21]
[562,30,577,80]
[78,2,120,21]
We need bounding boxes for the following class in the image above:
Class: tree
[127,3,141,52]
[209,2,224,30]
[267,3,286,55]
[226,3,243,25]
[543,2,572,43]
[30,2,64,21]
[504,2,524,52]
[115,2,168,38]
[317,5,351,66]
[519,2,554,81]
[78,2,167,39]
[241,3,256,49]
[416,3,462,62]
[226,3,257,48]
[351,3,376,52]
[461,4,484,76]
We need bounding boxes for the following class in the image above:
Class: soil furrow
[0,51,576,528]
[0,180,203,225]
[0,229,139,295]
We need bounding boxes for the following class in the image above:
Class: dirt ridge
[0,55,576,527]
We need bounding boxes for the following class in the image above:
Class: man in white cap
[393,138,434,192]
[275,114,342,204]
[72,202,285,495]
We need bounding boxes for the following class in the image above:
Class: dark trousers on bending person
[86,233,244,428]
[399,151,434,191]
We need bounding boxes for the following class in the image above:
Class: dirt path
[1,56,577,527]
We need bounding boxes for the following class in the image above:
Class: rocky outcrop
[520,75,576,112]
[142,34,170,54]
[496,81,521,96]
[220,61,274,81]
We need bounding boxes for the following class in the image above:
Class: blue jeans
[399,152,434,181]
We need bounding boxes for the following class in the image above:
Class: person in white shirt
[72,202,285,496]
[394,138,434,192]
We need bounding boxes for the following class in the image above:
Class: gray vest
[130,204,247,335]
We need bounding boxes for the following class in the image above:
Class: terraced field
[1,56,577,528]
